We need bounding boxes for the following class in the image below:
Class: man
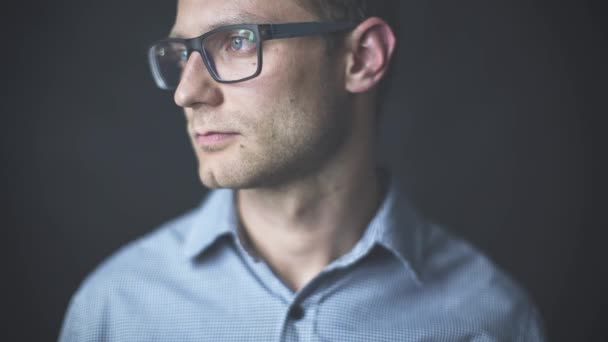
[60,0,545,341]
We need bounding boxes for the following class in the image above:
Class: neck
[237,108,380,292]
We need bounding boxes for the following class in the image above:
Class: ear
[343,17,397,94]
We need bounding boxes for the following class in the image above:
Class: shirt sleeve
[58,293,84,342]
[58,288,106,342]
[518,304,546,342]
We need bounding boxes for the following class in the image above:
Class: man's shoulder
[73,206,200,300]
[416,223,544,339]
[422,223,525,298]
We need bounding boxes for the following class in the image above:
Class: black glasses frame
[149,21,358,89]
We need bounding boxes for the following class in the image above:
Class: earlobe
[344,17,396,94]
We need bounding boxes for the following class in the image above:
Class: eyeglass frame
[148,21,359,89]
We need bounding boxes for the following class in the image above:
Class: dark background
[1,0,604,341]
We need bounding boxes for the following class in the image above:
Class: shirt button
[288,305,305,321]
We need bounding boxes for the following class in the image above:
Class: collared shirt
[59,175,545,342]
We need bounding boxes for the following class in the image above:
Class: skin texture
[174,0,348,189]
[172,0,396,290]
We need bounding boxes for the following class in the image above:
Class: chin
[194,141,311,189]
[198,168,234,189]
[195,153,238,189]
[197,162,288,190]
[197,165,252,189]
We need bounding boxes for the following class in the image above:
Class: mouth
[194,131,240,150]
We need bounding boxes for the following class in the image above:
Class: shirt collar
[182,188,238,260]
[370,175,425,283]
[318,171,424,284]
[182,173,426,283]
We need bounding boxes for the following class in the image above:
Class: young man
[60,0,545,341]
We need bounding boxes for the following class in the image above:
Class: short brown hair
[296,0,400,34]
[296,0,401,114]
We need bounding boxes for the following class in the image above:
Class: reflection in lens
[149,28,260,88]
[151,41,187,89]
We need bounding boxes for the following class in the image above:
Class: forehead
[172,0,318,38]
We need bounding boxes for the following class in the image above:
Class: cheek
[258,41,328,96]
[224,41,340,148]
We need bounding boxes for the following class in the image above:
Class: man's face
[173,0,352,189]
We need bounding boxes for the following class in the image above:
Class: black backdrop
[1,1,604,341]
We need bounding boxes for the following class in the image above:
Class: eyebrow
[168,12,273,39]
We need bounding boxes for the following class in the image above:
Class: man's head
[165,0,397,189]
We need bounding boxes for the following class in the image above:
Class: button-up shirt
[59,176,545,341]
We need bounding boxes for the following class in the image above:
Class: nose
[174,52,224,108]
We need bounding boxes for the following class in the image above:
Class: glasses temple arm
[261,22,357,40]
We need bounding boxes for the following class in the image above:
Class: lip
[195,131,240,149]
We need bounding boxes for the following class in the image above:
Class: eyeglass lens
[150,28,259,89]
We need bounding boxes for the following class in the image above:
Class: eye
[228,30,256,52]
[175,48,188,69]
[231,37,245,50]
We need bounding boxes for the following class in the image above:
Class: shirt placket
[233,236,337,342]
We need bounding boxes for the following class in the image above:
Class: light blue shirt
[59,175,544,341]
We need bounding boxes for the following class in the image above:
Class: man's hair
[296,0,400,33]
[296,0,401,114]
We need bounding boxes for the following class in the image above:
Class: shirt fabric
[59,174,545,342]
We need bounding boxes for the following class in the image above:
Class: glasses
[148,21,357,90]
